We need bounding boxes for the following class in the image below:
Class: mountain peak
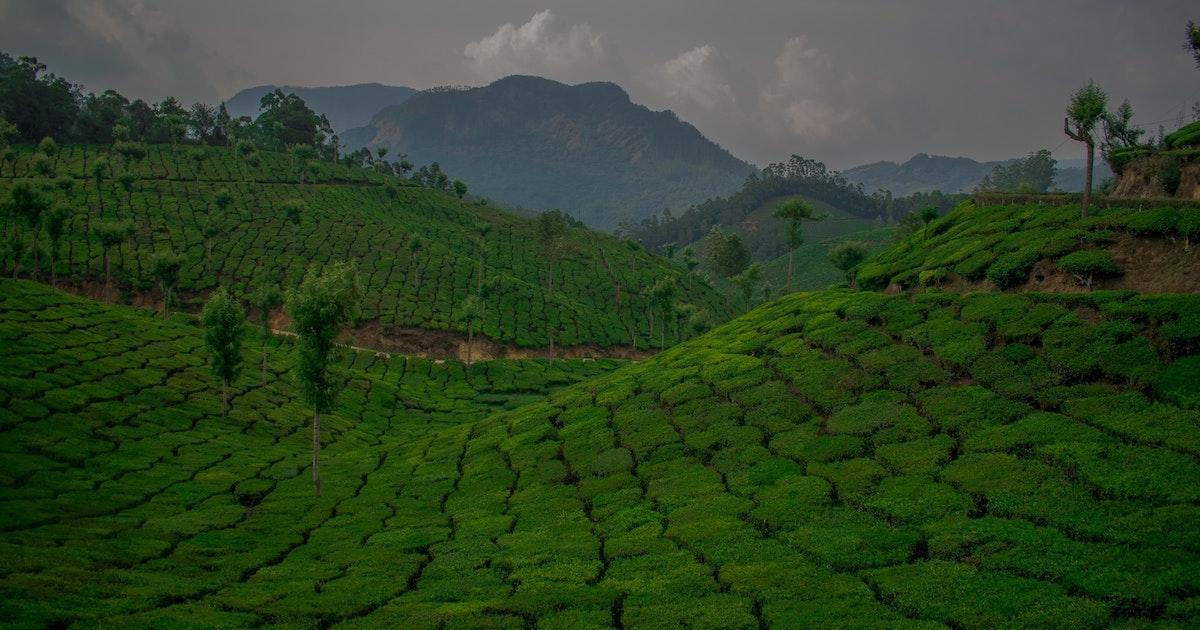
[343,75,753,230]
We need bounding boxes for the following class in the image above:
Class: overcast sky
[2,0,1197,169]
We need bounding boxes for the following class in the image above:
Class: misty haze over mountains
[224,76,1098,227]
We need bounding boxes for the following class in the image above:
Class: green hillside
[4,266,1200,626]
[856,199,1200,293]
[0,143,732,353]
[0,278,624,627]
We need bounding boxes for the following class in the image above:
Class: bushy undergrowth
[3,277,1198,627]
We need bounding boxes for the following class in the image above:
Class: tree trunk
[786,248,794,294]
[222,380,228,417]
[104,250,112,301]
[467,320,474,366]
[312,407,322,497]
[1082,139,1094,219]
[262,337,269,387]
[548,328,555,365]
[31,228,40,282]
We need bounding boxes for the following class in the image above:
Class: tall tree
[150,252,183,322]
[5,181,49,280]
[1064,80,1108,218]
[732,262,764,310]
[91,156,109,215]
[407,235,424,291]
[1187,20,1200,70]
[452,179,468,211]
[44,205,69,289]
[287,262,362,497]
[705,226,750,303]
[457,294,482,366]
[828,241,869,283]
[920,206,939,240]
[92,220,132,301]
[537,210,568,299]
[202,287,246,418]
[772,197,823,293]
[0,56,79,142]
[650,277,676,350]
[252,283,284,387]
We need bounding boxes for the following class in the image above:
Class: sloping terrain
[856,200,1200,294]
[3,276,1199,627]
[342,75,755,230]
[0,279,623,627]
[1,144,732,354]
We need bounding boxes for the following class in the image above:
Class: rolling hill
[0,143,733,356]
[3,254,1199,625]
[842,153,1003,196]
[340,75,756,231]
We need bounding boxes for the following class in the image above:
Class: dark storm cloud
[4,1,1197,169]
[0,0,230,103]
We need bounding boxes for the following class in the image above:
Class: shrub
[1124,207,1178,236]
[985,251,1039,289]
[918,267,948,287]
[953,250,995,281]
[1152,356,1200,409]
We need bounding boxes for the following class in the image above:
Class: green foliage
[1057,250,1121,286]
[288,262,362,415]
[985,251,1038,289]
[202,286,246,416]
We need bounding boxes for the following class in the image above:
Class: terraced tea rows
[3,276,1199,627]
[0,279,621,627]
[1,144,732,352]
[856,201,1200,292]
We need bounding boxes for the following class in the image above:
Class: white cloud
[652,45,739,112]
[759,36,858,143]
[463,10,624,85]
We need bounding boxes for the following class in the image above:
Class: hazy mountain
[842,153,1003,196]
[341,75,755,231]
[844,154,1112,196]
[224,83,418,135]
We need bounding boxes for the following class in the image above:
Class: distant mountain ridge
[844,154,1108,195]
[341,75,755,231]
[224,83,418,135]
[842,153,1003,196]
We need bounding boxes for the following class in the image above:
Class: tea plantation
[0,144,732,352]
[4,269,1200,627]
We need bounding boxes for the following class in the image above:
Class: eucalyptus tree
[773,197,823,293]
[92,220,133,301]
[537,210,568,299]
[650,277,676,350]
[453,179,468,211]
[680,245,699,289]
[282,199,306,247]
[6,181,50,280]
[1064,80,1108,218]
[91,156,109,215]
[457,294,482,366]
[287,261,361,497]
[252,283,284,386]
[150,252,183,322]
[407,235,424,291]
[44,205,69,289]
[202,287,246,418]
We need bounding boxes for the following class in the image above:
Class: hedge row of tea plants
[855,200,1200,291]
[0,144,732,351]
